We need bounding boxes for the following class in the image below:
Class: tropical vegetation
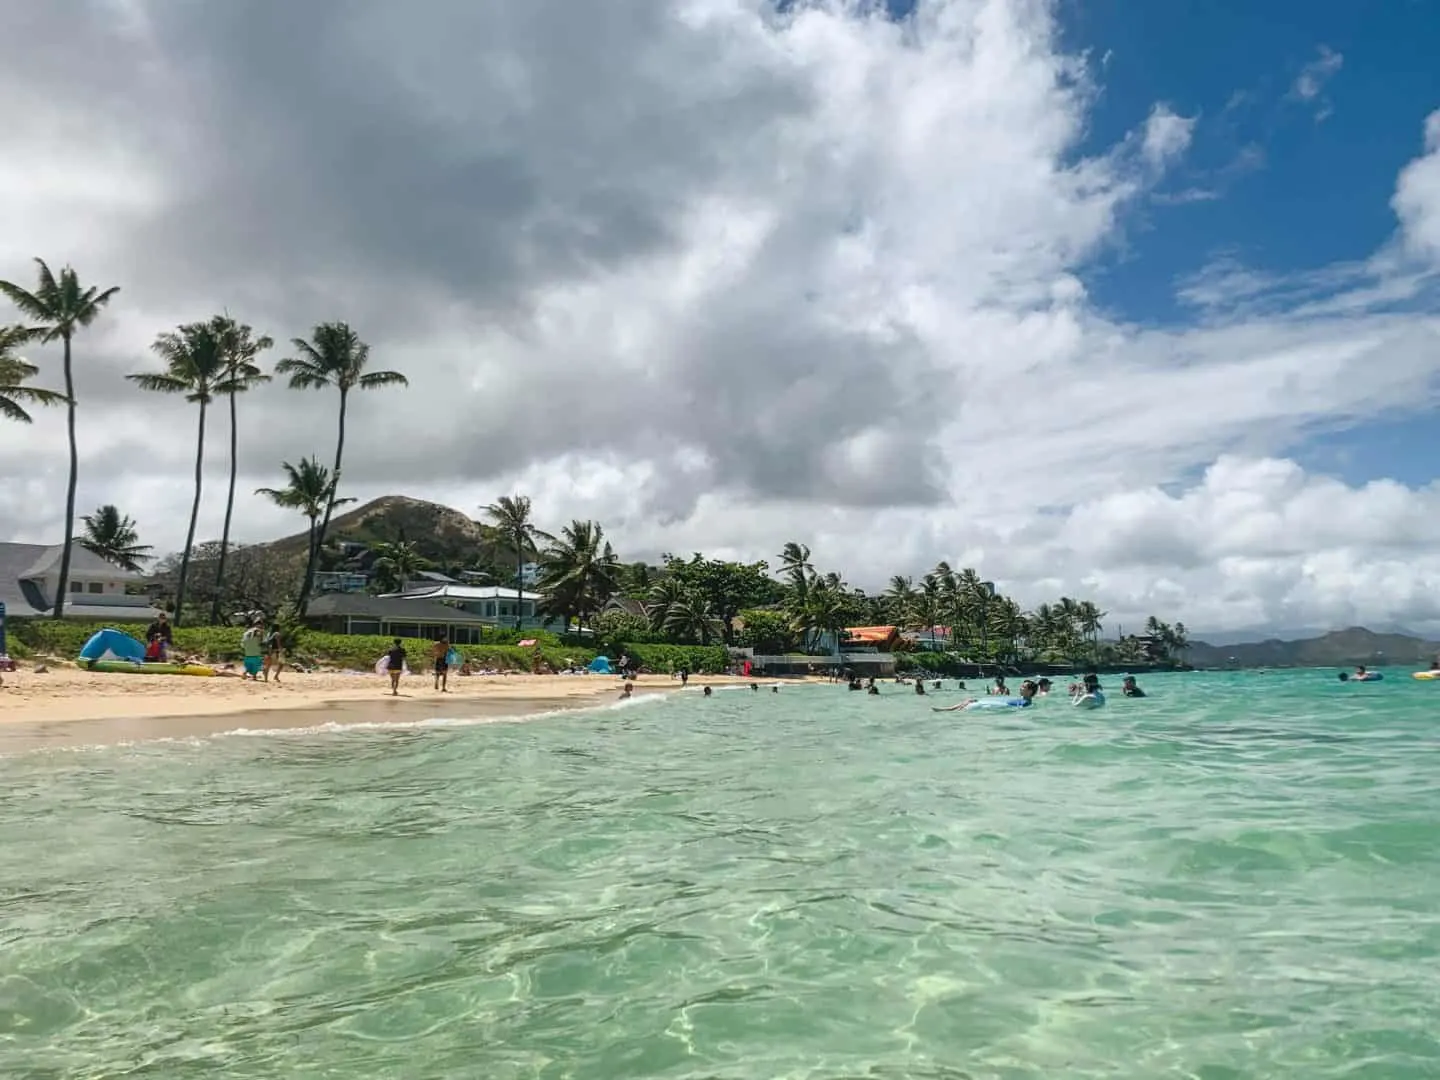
[0,256,1189,669]
[0,259,119,618]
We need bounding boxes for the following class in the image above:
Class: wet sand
[0,666,766,753]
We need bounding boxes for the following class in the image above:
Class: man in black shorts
[432,635,450,693]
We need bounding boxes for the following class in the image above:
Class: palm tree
[663,592,721,645]
[483,495,553,629]
[209,315,273,625]
[537,520,620,630]
[256,458,353,600]
[369,540,431,593]
[645,576,689,633]
[883,575,917,626]
[0,326,67,423]
[275,322,407,613]
[127,322,227,625]
[0,260,119,618]
[779,542,814,593]
[79,505,152,572]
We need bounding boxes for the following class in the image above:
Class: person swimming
[1121,675,1145,697]
[1072,673,1106,708]
[935,680,1037,712]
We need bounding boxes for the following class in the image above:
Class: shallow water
[3,670,1440,1078]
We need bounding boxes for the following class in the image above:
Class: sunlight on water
[3,670,1439,1078]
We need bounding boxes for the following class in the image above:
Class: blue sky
[882,0,1440,487]
[1053,0,1440,487]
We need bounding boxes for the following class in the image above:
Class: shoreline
[0,667,789,754]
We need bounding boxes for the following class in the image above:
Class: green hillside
[1186,627,1440,669]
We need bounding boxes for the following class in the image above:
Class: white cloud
[1289,45,1343,117]
[1141,104,1195,168]
[1394,110,1440,262]
[0,0,1438,638]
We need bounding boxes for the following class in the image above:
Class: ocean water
[3,670,1439,1079]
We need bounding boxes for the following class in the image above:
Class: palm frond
[358,369,409,389]
[126,373,193,394]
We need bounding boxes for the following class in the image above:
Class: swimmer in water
[703,686,713,697]
[1121,675,1145,698]
[935,680,1037,711]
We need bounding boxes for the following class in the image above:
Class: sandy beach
[0,664,766,753]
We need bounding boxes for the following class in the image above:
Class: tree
[150,541,295,624]
[127,322,228,625]
[275,322,407,614]
[79,505,152,573]
[537,519,620,630]
[0,325,67,424]
[0,259,119,618]
[256,458,353,598]
[660,554,779,642]
[483,495,553,629]
[209,315,273,624]
[737,608,798,655]
[368,540,432,593]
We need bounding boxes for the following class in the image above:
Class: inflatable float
[955,697,1032,711]
[1413,670,1440,681]
[77,628,215,676]
[1339,672,1384,682]
[1071,691,1106,709]
[80,658,216,677]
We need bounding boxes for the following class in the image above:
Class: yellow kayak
[1413,671,1440,681]
[81,659,216,677]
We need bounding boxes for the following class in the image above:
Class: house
[601,596,648,620]
[0,542,160,620]
[381,583,551,627]
[312,570,370,594]
[843,625,900,650]
[305,593,505,644]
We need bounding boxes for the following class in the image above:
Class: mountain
[1185,627,1440,669]
[263,495,498,570]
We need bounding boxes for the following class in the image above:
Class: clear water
[3,670,1440,1078]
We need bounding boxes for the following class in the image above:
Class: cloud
[1140,104,1196,168]
[1394,110,1440,262]
[1289,45,1343,119]
[0,0,1438,638]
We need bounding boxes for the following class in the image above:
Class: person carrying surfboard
[432,635,451,693]
[385,639,407,695]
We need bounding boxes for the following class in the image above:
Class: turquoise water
[3,670,1440,1078]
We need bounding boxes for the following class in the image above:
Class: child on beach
[385,639,407,695]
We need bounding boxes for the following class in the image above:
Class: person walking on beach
[240,623,265,681]
[386,638,407,695]
[432,636,450,693]
[262,623,284,684]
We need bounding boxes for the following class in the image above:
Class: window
[71,581,84,593]
[89,582,103,594]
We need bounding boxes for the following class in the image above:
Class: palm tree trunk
[210,389,239,625]
[52,333,78,619]
[173,402,208,627]
[298,388,348,617]
[515,540,523,631]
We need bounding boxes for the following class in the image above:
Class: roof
[305,593,502,625]
[603,596,648,618]
[378,584,543,602]
[844,625,900,646]
[0,542,144,618]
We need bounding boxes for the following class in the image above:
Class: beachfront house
[304,583,555,640]
[0,541,161,621]
[839,625,899,677]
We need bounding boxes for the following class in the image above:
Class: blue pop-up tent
[588,655,612,674]
[79,628,147,663]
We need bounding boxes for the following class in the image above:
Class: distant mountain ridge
[260,496,497,570]
[1185,627,1440,669]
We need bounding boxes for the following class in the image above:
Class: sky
[1,0,1438,641]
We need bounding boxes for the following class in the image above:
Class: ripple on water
[3,670,1440,1077]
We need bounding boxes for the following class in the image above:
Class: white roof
[379,584,544,602]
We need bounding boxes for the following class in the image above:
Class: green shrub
[614,642,730,674]
[9,620,594,674]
